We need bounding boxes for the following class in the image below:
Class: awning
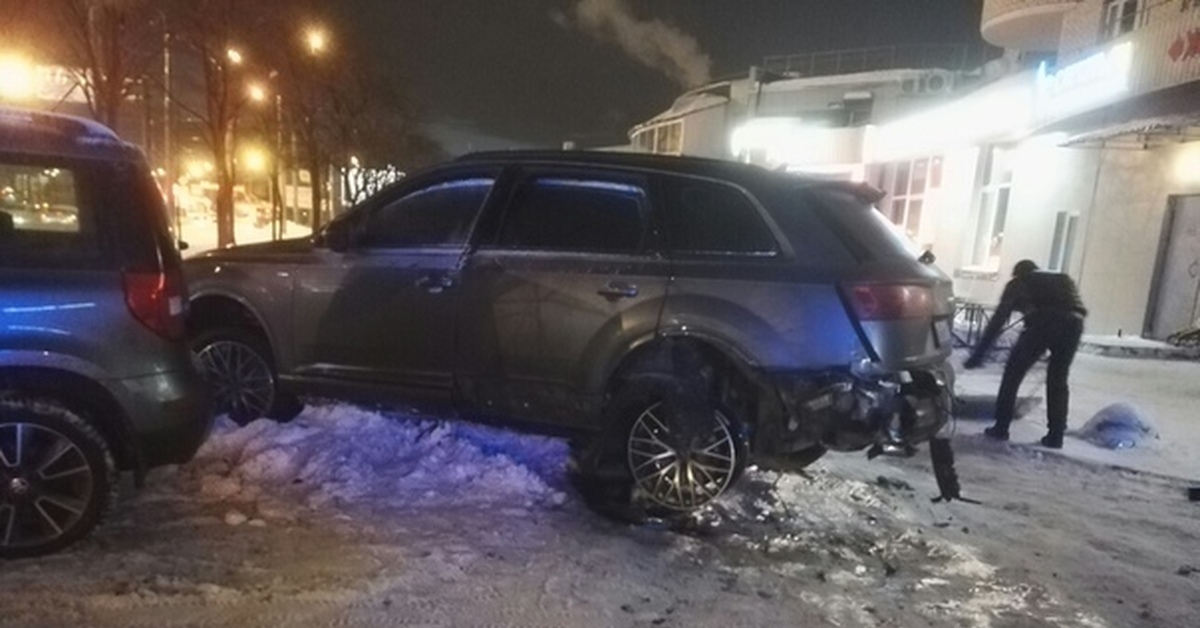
[1044,79,1200,149]
[1062,113,1200,149]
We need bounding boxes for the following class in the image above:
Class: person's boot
[1040,432,1063,449]
[984,425,1009,441]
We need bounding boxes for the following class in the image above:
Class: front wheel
[191,327,303,426]
[0,397,116,559]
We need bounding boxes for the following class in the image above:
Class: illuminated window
[1048,211,1079,272]
[967,146,1013,272]
[1102,0,1142,40]
[649,121,683,155]
[884,156,941,242]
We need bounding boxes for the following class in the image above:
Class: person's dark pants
[993,312,1085,436]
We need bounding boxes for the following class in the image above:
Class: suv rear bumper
[759,362,953,459]
[111,368,213,468]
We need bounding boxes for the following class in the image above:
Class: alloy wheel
[626,402,739,510]
[0,423,95,550]
[195,339,275,421]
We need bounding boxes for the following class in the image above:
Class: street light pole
[163,29,178,239]
[272,91,284,239]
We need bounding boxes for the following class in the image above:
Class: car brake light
[844,283,934,321]
[122,269,187,340]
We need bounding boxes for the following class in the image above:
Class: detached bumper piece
[767,367,952,459]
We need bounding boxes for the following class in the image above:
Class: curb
[1079,341,1200,361]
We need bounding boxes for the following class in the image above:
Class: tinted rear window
[496,178,647,253]
[803,186,922,262]
[662,177,777,256]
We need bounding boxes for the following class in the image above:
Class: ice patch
[1079,403,1158,450]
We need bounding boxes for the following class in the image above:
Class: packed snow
[0,352,1197,627]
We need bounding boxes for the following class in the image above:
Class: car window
[361,177,494,248]
[495,177,647,253]
[0,159,101,266]
[805,186,922,262]
[662,177,777,256]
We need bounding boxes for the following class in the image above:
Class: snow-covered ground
[177,216,313,258]
[1,353,1197,627]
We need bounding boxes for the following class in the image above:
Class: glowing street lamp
[305,28,328,56]
[247,82,267,103]
[226,48,244,66]
[241,147,269,173]
[0,54,36,101]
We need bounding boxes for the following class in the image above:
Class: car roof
[0,106,141,161]
[458,149,772,181]
[455,149,883,201]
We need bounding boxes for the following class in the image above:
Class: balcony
[982,0,1079,51]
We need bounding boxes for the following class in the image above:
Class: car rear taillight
[122,268,187,340]
[844,283,934,321]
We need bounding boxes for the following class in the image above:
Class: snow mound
[188,404,570,519]
[1078,403,1158,450]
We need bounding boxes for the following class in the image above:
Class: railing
[760,44,998,78]
[952,300,1024,350]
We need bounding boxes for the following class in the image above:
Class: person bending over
[963,260,1087,449]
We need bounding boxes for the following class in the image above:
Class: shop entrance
[1149,195,1200,338]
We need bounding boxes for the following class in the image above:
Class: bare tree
[48,0,162,131]
[166,0,278,248]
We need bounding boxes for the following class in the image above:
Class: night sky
[341,0,988,153]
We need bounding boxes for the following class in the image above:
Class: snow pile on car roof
[186,404,570,521]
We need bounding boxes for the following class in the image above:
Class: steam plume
[562,0,712,87]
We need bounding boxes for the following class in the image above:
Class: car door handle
[598,281,639,299]
[417,274,455,294]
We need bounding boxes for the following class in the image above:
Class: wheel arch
[188,291,273,345]
[601,332,783,437]
[0,366,139,474]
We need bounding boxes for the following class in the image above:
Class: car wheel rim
[0,423,94,549]
[195,340,275,420]
[627,401,738,510]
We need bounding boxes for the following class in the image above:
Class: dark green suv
[186,151,954,517]
[0,108,212,557]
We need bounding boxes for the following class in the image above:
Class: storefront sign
[1035,42,1134,123]
[1167,29,1200,62]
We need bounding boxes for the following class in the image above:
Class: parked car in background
[0,108,213,558]
[185,151,954,519]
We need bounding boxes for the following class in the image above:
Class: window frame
[882,156,942,244]
[1101,0,1143,40]
[964,145,1014,273]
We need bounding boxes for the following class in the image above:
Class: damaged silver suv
[185,151,955,516]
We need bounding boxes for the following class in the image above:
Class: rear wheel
[574,375,748,521]
[0,396,116,559]
[191,327,303,426]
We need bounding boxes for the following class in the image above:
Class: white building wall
[1075,142,1200,335]
[679,106,730,158]
[927,146,983,276]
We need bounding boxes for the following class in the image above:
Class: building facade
[968,0,1200,338]
[631,2,1200,340]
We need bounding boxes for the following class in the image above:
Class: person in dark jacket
[963,260,1087,448]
